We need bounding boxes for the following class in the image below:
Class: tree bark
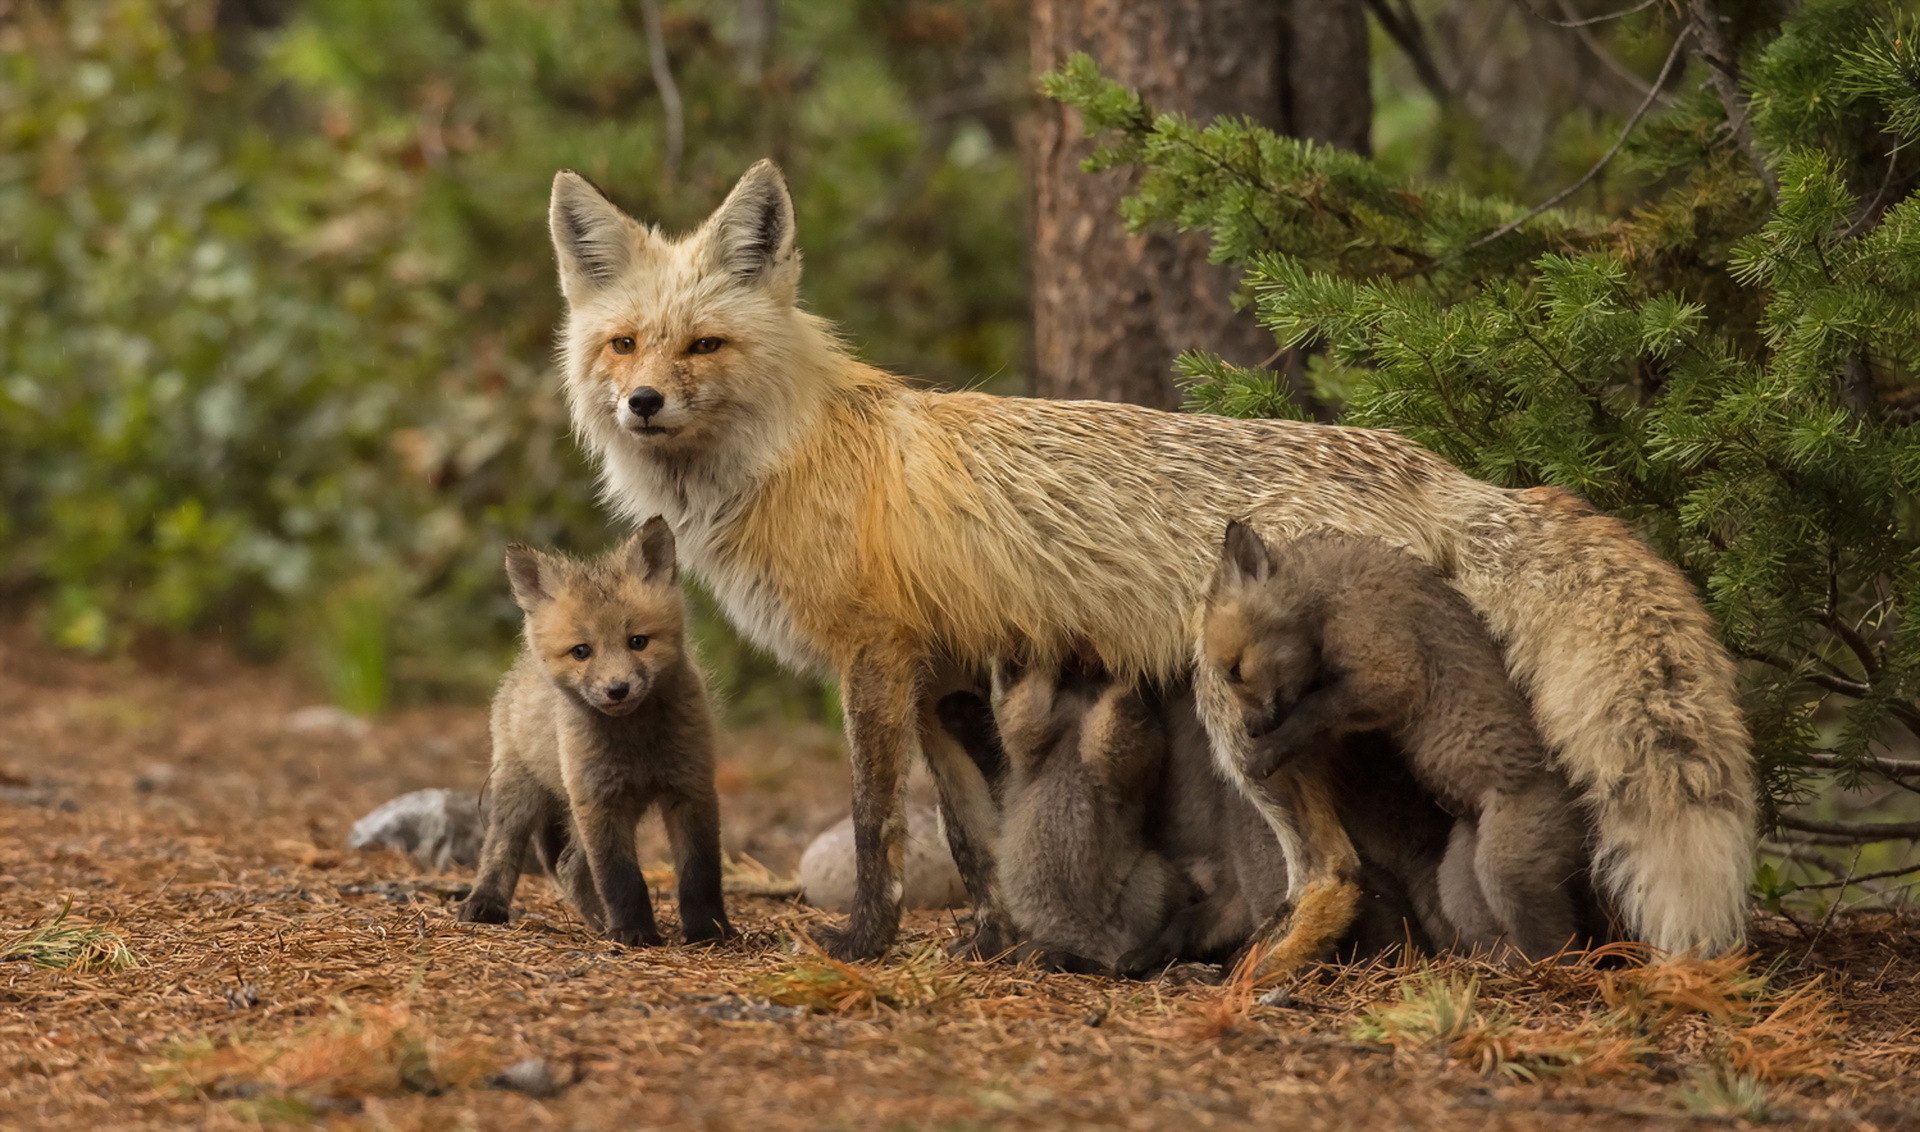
[1029,0,1372,408]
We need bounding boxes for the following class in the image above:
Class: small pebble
[133,763,177,793]
[490,1057,558,1099]
[224,984,260,1010]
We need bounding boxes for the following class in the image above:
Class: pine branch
[1740,650,1870,699]
[1521,0,1660,28]
[1519,0,1668,102]
[1776,815,1920,841]
[1820,609,1881,677]
[1793,861,1920,891]
[1801,750,1920,778]
[1460,24,1692,255]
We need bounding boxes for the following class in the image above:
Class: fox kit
[1202,523,1591,960]
[458,518,732,947]
[548,160,1752,964]
[988,658,1189,972]
[978,668,1460,976]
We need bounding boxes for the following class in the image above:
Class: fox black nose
[605,681,630,701]
[628,387,665,419]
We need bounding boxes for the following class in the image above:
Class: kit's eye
[612,336,636,354]
[1227,661,1243,684]
[570,644,593,660]
[628,635,649,651]
[688,337,724,355]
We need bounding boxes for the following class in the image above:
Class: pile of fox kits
[454,161,1756,977]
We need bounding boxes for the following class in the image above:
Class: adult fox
[546,159,1754,964]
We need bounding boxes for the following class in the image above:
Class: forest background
[6,0,1920,907]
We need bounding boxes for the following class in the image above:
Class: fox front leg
[1247,768,1365,981]
[661,791,734,944]
[815,647,916,961]
[571,796,662,948]
[459,770,547,925]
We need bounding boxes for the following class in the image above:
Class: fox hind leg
[925,690,1017,958]
[460,769,548,925]
[1472,777,1586,961]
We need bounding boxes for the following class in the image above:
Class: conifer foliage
[1046,1,1920,837]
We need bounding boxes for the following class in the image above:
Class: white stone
[798,803,966,912]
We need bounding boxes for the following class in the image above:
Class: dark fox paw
[946,916,1018,962]
[681,917,736,945]
[1243,733,1305,782]
[457,895,510,925]
[812,921,893,962]
[1114,944,1176,978]
[607,925,666,948]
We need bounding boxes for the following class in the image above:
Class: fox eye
[688,337,724,355]
[569,644,593,660]
[1227,661,1243,684]
[628,634,649,651]
[611,336,636,354]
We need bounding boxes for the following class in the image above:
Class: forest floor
[3,626,1920,1130]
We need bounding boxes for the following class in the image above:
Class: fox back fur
[547,160,1754,959]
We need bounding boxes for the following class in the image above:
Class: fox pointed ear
[625,515,678,585]
[505,545,556,611]
[1221,520,1274,584]
[550,170,644,303]
[703,159,799,297]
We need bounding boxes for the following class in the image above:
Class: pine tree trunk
[1029,0,1372,407]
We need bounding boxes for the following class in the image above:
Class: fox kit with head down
[458,518,732,947]
[1204,524,1596,961]
[988,658,1189,972]
[547,160,1752,965]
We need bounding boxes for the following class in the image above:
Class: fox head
[1201,520,1323,739]
[549,161,845,480]
[505,516,688,717]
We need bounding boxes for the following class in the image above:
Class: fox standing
[458,518,732,947]
[546,160,1753,963]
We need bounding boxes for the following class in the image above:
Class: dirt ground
[4,628,1920,1130]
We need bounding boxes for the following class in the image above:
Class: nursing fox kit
[545,159,1754,964]
[459,518,732,947]
[1203,524,1594,961]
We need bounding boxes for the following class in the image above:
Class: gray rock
[347,788,484,870]
[798,803,965,912]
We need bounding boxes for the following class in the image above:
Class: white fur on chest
[598,439,828,674]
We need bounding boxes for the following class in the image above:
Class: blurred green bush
[0,0,1025,716]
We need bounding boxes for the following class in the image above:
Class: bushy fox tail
[1594,797,1753,954]
[1463,487,1755,955]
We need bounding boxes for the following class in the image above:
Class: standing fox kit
[548,159,1752,963]
[1204,524,1590,960]
[458,518,732,947]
